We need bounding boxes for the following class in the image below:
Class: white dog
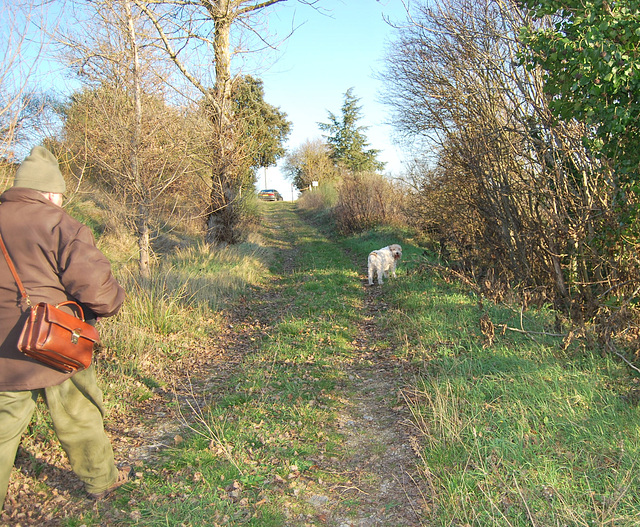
[368,244,402,285]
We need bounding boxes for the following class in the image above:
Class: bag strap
[56,300,86,321]
[0,232,32,307]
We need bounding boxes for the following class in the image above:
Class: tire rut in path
[313,282,429,527]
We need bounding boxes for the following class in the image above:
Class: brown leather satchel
[0,233,99,373]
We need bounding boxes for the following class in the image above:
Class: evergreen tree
[232,75,291,172]
[202,75,291,192]
[319,88,385,173]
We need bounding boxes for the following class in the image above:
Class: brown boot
[88,465,133,499]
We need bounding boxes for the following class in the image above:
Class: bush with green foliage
[519,0,640,225]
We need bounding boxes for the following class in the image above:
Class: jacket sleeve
[57,223,125,317]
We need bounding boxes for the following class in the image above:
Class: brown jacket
[0,187,125,390]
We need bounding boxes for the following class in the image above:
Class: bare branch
[133,0,219,109]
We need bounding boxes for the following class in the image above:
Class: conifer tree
[319,88,385,173]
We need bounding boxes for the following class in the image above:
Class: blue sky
[257,0,412,199]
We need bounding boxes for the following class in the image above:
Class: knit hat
[13,146,66,194]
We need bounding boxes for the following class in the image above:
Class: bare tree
[383,0,622,315]
[0,1,57,174]
[134,0,317,244]
[283,138,338,191]
[59,0,197,276]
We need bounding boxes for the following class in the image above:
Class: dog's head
[389,244,402,260]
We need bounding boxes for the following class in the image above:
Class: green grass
[327,220,640,525]
[407,361,640,525]
[347,234,640,525]
[59,202,640,526]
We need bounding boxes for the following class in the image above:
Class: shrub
[297,181,338,212]
[333,171,405,234]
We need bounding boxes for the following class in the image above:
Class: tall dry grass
[73,184,274,409]
[98,236,271,364]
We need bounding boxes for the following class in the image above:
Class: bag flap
[41,303,100,343]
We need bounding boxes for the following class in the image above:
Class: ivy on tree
[232,75,291,172]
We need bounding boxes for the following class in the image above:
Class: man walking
[0,146,129,509]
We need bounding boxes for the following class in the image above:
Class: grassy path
[2,201,426,527]
[236,203,428,525]
[81,201,426,526]
[6,201,640,526]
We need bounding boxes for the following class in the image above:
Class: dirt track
[1,203,428,526]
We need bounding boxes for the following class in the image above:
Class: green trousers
[0,365,118,509]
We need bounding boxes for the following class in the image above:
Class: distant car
[258,189,284,201]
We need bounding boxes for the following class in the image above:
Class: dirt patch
[298,282,429,527]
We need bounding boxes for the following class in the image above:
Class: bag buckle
[71,330,81,344]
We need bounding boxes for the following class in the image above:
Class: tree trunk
[138,203,151,277]
[135,0,290,246]
[124,0,151,276]
[205,0,241,245]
